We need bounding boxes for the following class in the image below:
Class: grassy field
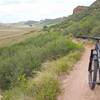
[0,26,41,47]
[0,27,83,100]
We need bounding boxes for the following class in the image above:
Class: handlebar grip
[76,36,100,40]
[76,36,88,39]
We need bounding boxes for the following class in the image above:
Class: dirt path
[57,45,100,100]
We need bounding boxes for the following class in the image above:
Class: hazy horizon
[0,0,96,23]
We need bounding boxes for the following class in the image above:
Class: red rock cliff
[73,6,88,14]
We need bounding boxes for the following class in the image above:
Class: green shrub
[0,32,81,90]
[91,26,100,36]
[3,48,83,100]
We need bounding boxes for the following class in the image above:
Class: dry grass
[0,26,41,47]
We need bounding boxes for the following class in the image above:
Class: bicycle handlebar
[76,36,100,40]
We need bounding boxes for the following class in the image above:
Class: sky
[0,0,96,23]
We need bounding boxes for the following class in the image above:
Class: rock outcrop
[91,0,100,7]
[73,6,88,14]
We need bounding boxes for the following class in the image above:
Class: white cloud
[0,0,34,5]
[0,0,96,23]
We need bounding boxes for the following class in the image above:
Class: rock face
[73,6,88,14]
[91,0,100,7]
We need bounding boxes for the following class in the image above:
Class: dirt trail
[58,45,100,100]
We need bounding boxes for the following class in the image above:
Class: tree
[43,26,49,32]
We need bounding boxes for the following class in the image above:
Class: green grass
[0,30,83,100]
[3,50,83,100]
[0,31,82,90]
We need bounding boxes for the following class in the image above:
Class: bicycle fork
[97,50,100,82]
[88,49,94,72]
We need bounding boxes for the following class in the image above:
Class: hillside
[49,0,100,36]
[0,0,98,100]
[0,31,82,100]
[10,17,67,28]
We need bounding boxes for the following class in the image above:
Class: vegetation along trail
[58,44,100,100]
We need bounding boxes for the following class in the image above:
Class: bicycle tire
[89,58,98,90]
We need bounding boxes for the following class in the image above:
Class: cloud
[0,0,96,23]
[0,0,34,5]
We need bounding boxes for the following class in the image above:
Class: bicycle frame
[76,35,100,89]
[95,40,100,74]
[76,35,100,71]
[88,40,100,72]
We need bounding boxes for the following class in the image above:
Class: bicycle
[77,36,100,90]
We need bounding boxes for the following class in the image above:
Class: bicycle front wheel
[89,58,98,90]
